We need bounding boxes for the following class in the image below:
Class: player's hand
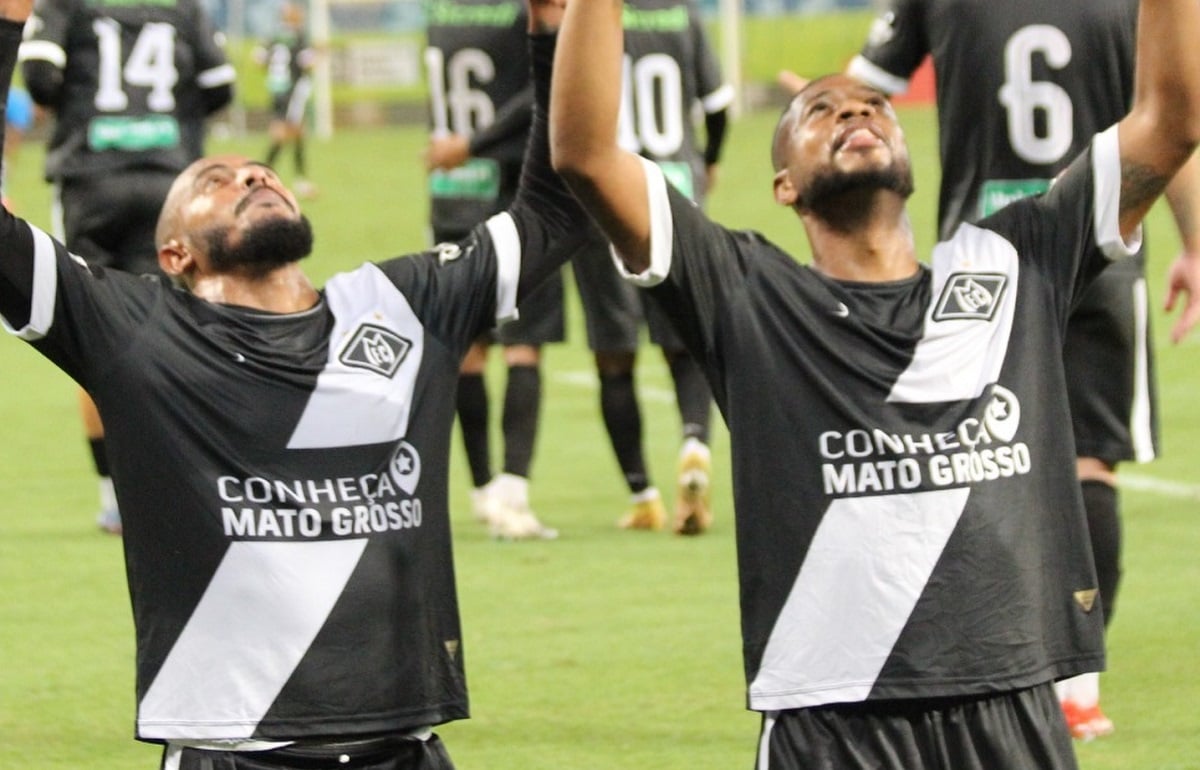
[527,0,566,34]
[0,0,32,22]
[424,134,470,171]
[1163,250,1200,343]
[777,69,809,96]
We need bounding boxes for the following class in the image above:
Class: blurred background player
[424,0,560,540]
[569,0,732,534]
[777,0,1200,739]
[255,1,317,199]
[19,0,235,535]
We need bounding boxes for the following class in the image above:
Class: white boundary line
[1120,473,1200,501]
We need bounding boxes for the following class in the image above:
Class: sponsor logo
[818,383,1033,496]
[436,242,462,265]
[216,442,426,540]
[832,301,851,318]
[339,323,412,377]
[933,273,1008,321]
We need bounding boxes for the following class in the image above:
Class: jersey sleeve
[612,156,747,366]
[846,0,928,94]
[186,0,237,94]
[18,0,72,74]
[1,218,164,386]
[981,125,1137,326]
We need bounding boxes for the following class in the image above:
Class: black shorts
[161,733,455,770]
[1064,256,1158,465]
[570,225,684,352]
[495,265,565,346]
[55,170,175,277]
[270,78,312,126]
[756,684,1077,770]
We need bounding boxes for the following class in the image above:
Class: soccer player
[823,0,1200,738]
[255,1,318,199]
[549,0,1200,765]
[0,0,580,765]
[18,0,235,535]
[424,0,560,540]
[569,0,733,534]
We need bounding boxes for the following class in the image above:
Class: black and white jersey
[621,0,733,202]
[618,127,1131,710]
[1,214,529,742]
[848,0,1137,241]
[425,0,530,235]
[18,0,236,180]
[261,29,314,98]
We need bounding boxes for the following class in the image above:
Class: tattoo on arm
[1120,161,1167,219]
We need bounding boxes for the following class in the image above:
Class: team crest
[339,323,412,377]
[933,273,1008,321]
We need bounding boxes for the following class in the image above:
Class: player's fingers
[1172,296,1200,343]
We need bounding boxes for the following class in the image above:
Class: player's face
[773,75,913,210]
[160,155,310,277]
[178,156,302,245]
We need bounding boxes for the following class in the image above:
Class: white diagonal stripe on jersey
[888,224,1018,404]
[288,264,423,449]
[2,225,59,340]
[748,488,970,710]
[138,539,368,740]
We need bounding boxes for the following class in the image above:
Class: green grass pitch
[1,90,1198,770]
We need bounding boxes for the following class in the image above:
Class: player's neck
[803,197,919,282]
[190,264,320,313]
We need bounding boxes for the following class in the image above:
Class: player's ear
[773,168,798,207]
[158,239,195,280]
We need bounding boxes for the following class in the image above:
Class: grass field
[1,101,1198,770]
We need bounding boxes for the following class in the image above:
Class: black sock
[89,437,110,477]
[666,351,712,444]
[456,374,491,488]
[599,372,649,493]
[502,365,541,478]
[1081,479,1121,628]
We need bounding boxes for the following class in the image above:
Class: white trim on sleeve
[17,40,66,68]
[845,55,911,96]
[485,212,521,324]
[2,224,60,341]
[1092,125,1141,260]
[613,156,673,288]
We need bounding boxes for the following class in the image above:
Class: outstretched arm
[1115,0,1200,239]
[507,0,588,302]
[550,0,652,273]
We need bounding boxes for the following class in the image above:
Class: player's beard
[204,214,315,275]
[797,160,914,213]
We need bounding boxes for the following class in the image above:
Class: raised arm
[549,0,653,273]
[1116,0,1200,239]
